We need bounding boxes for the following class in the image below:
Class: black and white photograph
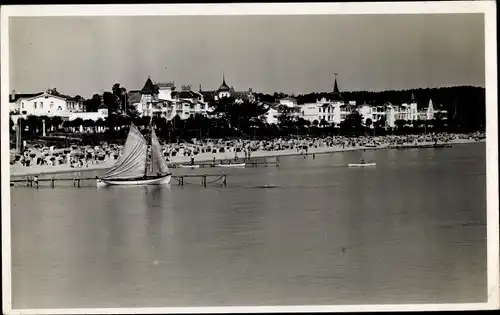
[1,2,498,314]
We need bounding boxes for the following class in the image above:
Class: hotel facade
[266,76,447,128]
[128,75,255,120]
[9,75,446,129]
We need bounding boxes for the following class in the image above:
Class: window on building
[34,102,37,109]
[40,102,43,109]
[50,102,54,108]
[22,102,25,109]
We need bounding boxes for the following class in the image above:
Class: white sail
[103,123,148,180]
[148,127,170,176]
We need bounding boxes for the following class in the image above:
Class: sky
[9,14,485,98]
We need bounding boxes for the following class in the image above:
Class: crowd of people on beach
[9,132,486,171]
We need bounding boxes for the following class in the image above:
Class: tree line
[255,85,485,131]
[82,83,486,134]
[10,84,485,146]
[10,106,468,147]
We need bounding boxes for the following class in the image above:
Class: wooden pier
[173,174,227,187]
[10,157,278,189]
[169,156,280,168]
[11,174,228,188]
[395,143,452,150]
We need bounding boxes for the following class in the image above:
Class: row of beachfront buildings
[9,75,446,129]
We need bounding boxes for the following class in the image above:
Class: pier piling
[13,173,228,188]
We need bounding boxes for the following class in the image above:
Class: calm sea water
[10,142,487,309]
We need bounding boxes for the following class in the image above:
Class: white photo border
[1,1,498,314]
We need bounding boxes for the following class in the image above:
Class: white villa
[9,89,84,116]
[9,74,447,131]
[292,99,445,128]
[8,88,109,124]
[128,75,256,121]
[263,76,447,127]
[128,77,213,120]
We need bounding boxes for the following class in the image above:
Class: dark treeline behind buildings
[257,85,485,130]
[10,85,486,146]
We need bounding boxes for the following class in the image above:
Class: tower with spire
[426,98,434,120]
[217,72,232,99]
[408,91,418,121]
[331,73,343,103]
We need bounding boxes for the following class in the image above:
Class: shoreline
[9,138,484,178]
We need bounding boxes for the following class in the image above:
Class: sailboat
[96,123,171,187]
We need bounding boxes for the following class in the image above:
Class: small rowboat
[179,164,200,168]
[257,184,277,189]
[217,163,246,168]
[348,163,376,167]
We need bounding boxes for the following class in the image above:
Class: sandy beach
[9,137,483,178]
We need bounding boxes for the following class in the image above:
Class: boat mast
[142,123,149,178]
[150,124,154,174]
[16,118,22,154]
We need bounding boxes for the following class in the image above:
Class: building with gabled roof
[9,89,107,124]
[129,76,213,120]
[9,89,85,116]
[140,77,160,95]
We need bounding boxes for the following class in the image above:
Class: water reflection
[10,143,487,308]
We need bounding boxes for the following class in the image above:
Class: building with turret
[268,74,447,129]
[294,74,355,125]
[129,77,212,120]
[209,74,256,103]
[216,74,231,100]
